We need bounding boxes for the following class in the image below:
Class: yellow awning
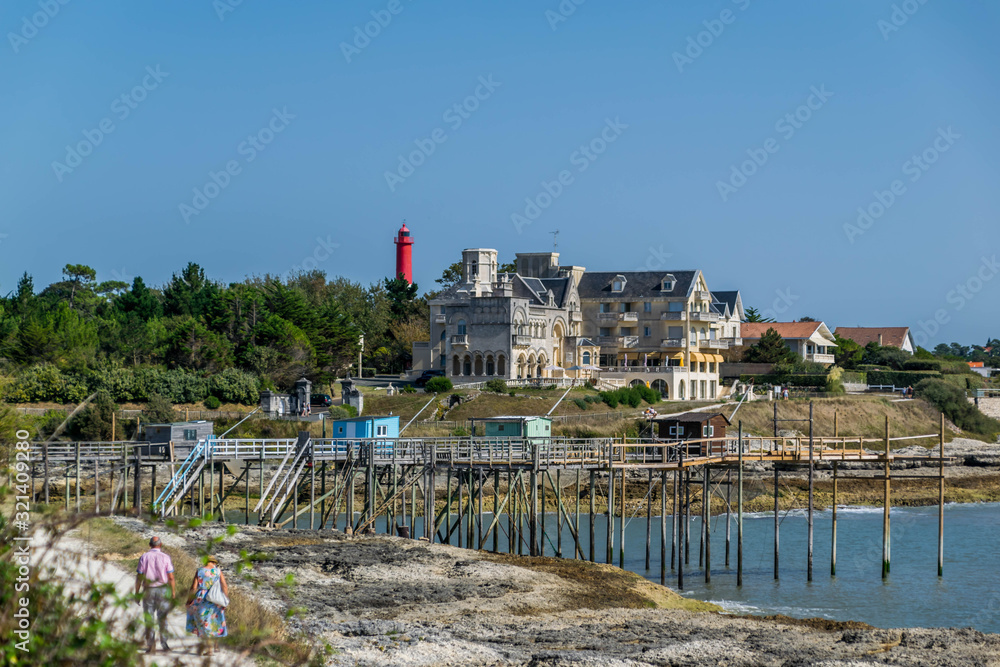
[689,352,706,363]
[712,354,725,363]
[669,352,685,366]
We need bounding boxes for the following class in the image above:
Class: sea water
[235,502,1000,633]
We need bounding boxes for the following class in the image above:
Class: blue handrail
[152,437,213,509]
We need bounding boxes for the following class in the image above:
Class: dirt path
[33,530,251,666]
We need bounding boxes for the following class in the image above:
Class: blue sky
[1,0,997,347]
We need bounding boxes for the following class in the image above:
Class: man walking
[135,536,176,653]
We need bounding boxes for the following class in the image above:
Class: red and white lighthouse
[394,222,413,284]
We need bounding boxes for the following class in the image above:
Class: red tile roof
[834,327,910,349]
[741,322,825,340]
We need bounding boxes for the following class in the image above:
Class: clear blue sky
[2,0,998,347]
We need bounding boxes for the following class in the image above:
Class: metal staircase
[153,437,212,517]
[254,433,312,526]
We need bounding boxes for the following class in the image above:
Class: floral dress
[186,565,228,637]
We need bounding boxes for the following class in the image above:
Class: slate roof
[834,327,912,349]
[577,271,698,299]
[712,291,741,318]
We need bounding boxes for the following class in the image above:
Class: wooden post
[831,461,838,576]
[737,421,743,587]
[133,448,142,514]
[477,468,484,548]
[445,469,452,544]
[774,462,779,580]
[575,469,581,560]
[310,448,316,530]
[94,459,100,514]
[589,470,596,562]
[685,469,691,565]
[677,449,685,590]
[43,443,49,504]
[883,415,891,579]
[671,468,678,571]
[530,469,539,557]
[210,448,215,519]
[75,442,81,513]
[259,459,264,525]
[703,466,711,583]
[65,460,70,512]
[725,468,731,568]
[493,470,501,553]
[607,469,615,565]
[645,468,652,570]
[556,469,563,558]
[808,402,814,582]
[618,468,626,569]
[112,412,116,442]
[660,470,667,584]
[540,469,546,556]
[938,412,945,577]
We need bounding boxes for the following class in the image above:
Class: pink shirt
[137,547,174,587]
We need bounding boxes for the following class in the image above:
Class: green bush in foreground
[484,378,508,394]
[915,378,1000,438]
[204,395,222,409]
[424,376,453,394]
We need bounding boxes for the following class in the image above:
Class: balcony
[598,311,639,322]
[688,311,719,322]
[450,334,469,346]
[693,290,712,301]
[434,313,447,324]
[570,311,583,322]
[512,334,531,347]
[805,353,836,364]
[596,336,639,349]
[722,337,743,347]
[703,339,730,349]
[661,338,686,348]
[660,311,686,321]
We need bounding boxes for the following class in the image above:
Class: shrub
[904,359,943,372]
[915,378,1000,438]
[867,370,940,387]
[452,427,469,437]
[3,363,89,403]
[584,394,601,403]
[143,393,178,424]
[206,367,260,405]
[327,405,354,419]
[573,397,588,410]
[204,395,222,409]
[424,376,453,393]
[825,367,846,396]
[484,378,508,394]
[363,367,377,378]
[400,384,416,393]
[508,390,517,397]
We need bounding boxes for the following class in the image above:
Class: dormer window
[661,274,676,291]
[611,275,626,292]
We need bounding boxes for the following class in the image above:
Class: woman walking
[185,555,229,655]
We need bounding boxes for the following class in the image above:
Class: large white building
[412,249,743,400]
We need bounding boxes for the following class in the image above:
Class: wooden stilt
[75,443,81,513]
[575,469,581,560]
[678,450,685,590]
[556,469,563,558]
[725,468,731,568]
[645,468,652,571]
[618,468,626,569]
[883,416,891,579]
[660,470,667,585]
[704,466,711,584]
[774,462,779,580]
[685,469,691,565]
[530,470,539,557]
[493,470,500,552]
[607,470,615,565]
[808,402,814,582]
[831,461,838,576]
[671,469,678,571]
[938,412,945,577]
[737,421,743,587]
[589,470,596,562]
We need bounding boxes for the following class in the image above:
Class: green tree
[744,307,774,323]
[384,275,419,319]
[833,333,863,369]
[743,327,796,363]
[61,263,97,309]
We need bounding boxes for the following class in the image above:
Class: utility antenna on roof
[550,230,559,251]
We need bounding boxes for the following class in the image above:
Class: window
[668,301,684,312]
[183,429,197,441]
[599,327,611,337]
[582,351,591,365]
[661,275,676,291]
[709,362,716,373]
[599,302,610,313]
[498,424,505,432]
[376,424,388,436]
[612,280,624,292]
[457,319,467,335]
[701,380,707,398]
[669,425,684,436]
[702,425,715,437]
[338,426,344,434]
[643,302,652,312]
[699,362,706,373]
[644,326,651,337]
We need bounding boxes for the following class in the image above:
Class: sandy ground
[104,519,1000,667]
[33,529,252,667]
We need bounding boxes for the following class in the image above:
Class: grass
[731,395,949,447]
[76,517,303,661]
[486,552,719,613]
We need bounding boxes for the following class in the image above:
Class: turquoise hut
[479,416,552,444]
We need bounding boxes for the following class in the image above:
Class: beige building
[412,250,743,400]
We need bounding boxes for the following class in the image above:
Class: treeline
[0,263,429,404]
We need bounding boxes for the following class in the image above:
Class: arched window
[463,356,472,376]
[678,380,686,400]
[497,355,506,376]
[457,319,467,335]
[582,351,591,365]
[452,355,460,376]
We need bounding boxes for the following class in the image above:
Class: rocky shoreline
[108,517,1000,666]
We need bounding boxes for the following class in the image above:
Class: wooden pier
[19,409,950,588]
